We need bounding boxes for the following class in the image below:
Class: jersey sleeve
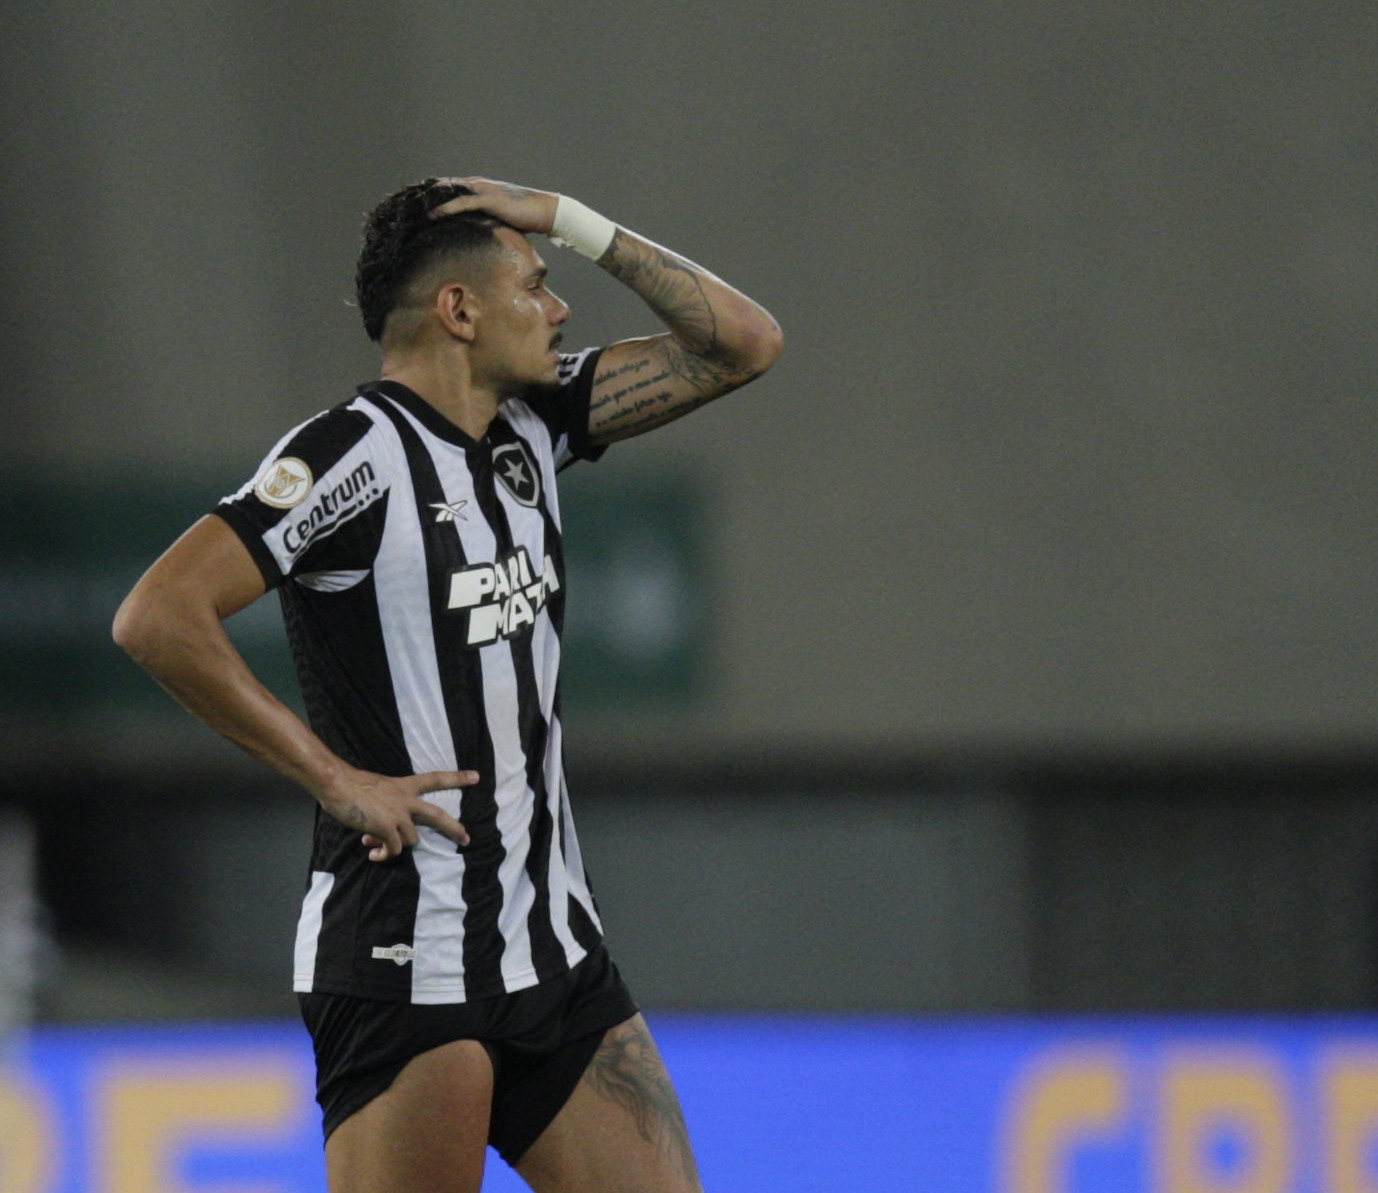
[214,403,387,589]
[522,347,607,471]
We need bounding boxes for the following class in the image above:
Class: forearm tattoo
[604,231,757,383]
[583,1019,703,1187]
[603,231,719,361]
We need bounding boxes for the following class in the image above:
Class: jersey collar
[361,380,479,449]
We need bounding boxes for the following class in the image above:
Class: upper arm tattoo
[589,348,682,439]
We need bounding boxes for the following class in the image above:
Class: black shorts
[299,944,639,1166]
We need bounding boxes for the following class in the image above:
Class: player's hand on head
[427,177,558,235]
[319,767,477,863]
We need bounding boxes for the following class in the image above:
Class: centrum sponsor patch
[278,461,382,560]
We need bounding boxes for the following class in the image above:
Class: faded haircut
[355,178,504,342]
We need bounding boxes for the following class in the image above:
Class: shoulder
[503,348,609,470]
[246,400,376,480]
[226,397,392,512]
[557,347,603,387]
[268,398,395,475]
[279,398,382,456]
[511,347,605,426]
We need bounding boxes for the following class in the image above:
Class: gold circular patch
[254,456,314,509]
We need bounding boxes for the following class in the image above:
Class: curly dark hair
[355,178,505,342]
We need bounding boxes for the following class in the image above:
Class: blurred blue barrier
[4,1015,1378,1191]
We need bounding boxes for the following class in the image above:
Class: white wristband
[549,195,618,261]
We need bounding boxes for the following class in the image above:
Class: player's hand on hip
[427,177,558,235]
[319,768,477,862]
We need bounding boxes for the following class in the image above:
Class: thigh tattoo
[582,1018,702,1186]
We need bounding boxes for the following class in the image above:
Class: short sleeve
[521,347,607,471]
[214,403,387,589]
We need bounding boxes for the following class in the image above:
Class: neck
[380,350,500,441]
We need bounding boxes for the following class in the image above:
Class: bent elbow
[111,593,145,659]
[732,311,784,380]
[754,315,785,374]
[112,587,163,665]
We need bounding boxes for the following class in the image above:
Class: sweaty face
[470,227,571,397]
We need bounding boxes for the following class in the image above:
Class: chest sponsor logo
[371,943,415,966]
[279,460,382,559]
[492,441,540,507]
[446,546,560,647]
[254,456,313,509]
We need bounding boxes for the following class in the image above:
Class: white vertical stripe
[492,697,538,988]
[372,419,458,772]
[479,638,536,988]
[292,870,335,991]
[408,802,468,1003]
[371,413,470,1001]
[543,716,584,959]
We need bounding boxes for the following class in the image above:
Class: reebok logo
[430,498,468,523]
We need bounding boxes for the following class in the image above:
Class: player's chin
[536,355,564,385]
[508,373,563,404]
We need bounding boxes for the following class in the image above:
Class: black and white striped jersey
[215,348,608,1004]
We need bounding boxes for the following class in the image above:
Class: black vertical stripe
[289,563,425,998]
[280,519,410,775]
[567,885,602,952]
[361,392,510,998]
[309,810,422,1001]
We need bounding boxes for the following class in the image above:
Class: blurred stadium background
[2,2,1376,1190]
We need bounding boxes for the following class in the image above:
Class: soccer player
[112,176,782,1193]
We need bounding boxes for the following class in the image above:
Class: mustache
[549,332,564,351]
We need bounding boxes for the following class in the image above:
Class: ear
[434,282,479,343]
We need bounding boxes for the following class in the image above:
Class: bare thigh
[516,1014,704,1193]
[325,1038,494,1193]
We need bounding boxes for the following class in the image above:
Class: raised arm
[585,225,783,442]
[112,515,474,861]
[428,178,784,443]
